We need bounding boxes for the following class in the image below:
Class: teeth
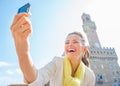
[68,49,75,52]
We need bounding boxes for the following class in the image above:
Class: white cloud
[6,70,14,75]
[0,61,11,67]
[5,68,22,75]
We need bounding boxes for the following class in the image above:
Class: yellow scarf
[63,56,85,86]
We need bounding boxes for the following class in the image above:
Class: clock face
[84,25,90,31]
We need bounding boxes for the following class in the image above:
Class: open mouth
[68,49,75,52]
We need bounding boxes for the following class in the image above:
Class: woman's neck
[70,58,81,76]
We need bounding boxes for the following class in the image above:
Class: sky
[0,0,120,86]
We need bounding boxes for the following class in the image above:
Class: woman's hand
[10,13,32,54]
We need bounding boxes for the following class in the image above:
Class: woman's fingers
[11,16,26,33]
[21,22,32,35]
[11,14,31,32]
[11,13,30,31]
[13,13,30,25]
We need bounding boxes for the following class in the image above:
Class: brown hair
[82,49,90,67]
[67,31,90,67]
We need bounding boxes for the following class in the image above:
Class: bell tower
[81,13,101,48]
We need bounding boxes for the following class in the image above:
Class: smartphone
[17,3,31,14]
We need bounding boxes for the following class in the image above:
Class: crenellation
[89,47,117,58]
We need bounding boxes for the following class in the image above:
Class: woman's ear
[82,46,88,52]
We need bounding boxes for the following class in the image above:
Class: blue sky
[0,0,120,86]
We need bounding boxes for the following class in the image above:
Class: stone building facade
[82,13,120,86]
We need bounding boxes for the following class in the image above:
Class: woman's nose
[69,42,73,46]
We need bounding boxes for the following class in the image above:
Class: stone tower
[82,13,101,48]
[82,13,120,86]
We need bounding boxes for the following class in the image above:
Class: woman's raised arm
[10,13,37,83]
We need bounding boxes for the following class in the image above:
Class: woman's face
[64,34,85,60]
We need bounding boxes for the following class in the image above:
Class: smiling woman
[1,0,120,86]
[10,11,95,86]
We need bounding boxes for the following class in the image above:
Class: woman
[10,13,95,86]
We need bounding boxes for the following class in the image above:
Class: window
[101,65,104,69]
[94,64,97,69]
[97,74,103,84]
[109,64,113,69]
[86,17,90,21]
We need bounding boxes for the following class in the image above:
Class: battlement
[89,46,117,59]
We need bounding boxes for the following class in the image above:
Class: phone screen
[17,3,31,14]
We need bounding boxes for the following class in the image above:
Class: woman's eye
[65,41,69,44]
[65,40,80,44]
